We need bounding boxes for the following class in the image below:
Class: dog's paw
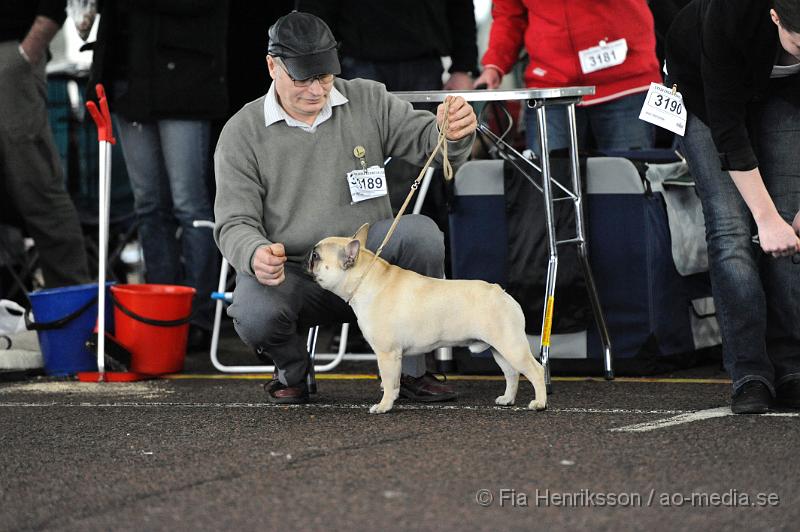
[495,395,515,406]
[528,399,547,411]
[369,402,393,414]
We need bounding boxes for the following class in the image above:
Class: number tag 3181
[638,82,687,136]
[578,38,628,74]
[346,166,388,203]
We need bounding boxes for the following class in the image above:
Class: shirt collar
[263,82,348,132]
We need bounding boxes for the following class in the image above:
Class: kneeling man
[214,12,477,403]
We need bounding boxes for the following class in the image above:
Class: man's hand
[473,66,503,89]
[436,95,477,141]
[443,71,473,91]
[252,243,287,286]
[793,211,800,235]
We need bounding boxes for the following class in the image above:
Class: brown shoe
[399,372,457,403]
[264,379,309,404]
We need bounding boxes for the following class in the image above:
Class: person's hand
[18,41,44,64]
[793,211,800,235]
[252,243,287,286]
[756,215,800,257]
[473,66,502,89]
[443,71,473,91]
[436,95,477,141]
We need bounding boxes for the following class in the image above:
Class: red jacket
[481,0,661,106]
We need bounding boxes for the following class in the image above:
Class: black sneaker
[399,372,457,403]
[187,325,211,352]
[776,378,800,408]
[731,381,772,414]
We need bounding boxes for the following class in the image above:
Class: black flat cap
[268,11,341,80]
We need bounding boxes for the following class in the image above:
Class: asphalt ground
[1,328,799,531]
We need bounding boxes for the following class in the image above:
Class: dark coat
[666,0,800,171]
[297,0,478,74]
[89,0,229,122]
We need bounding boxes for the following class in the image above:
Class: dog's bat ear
[352,223,369,247]
[343,239,360,269]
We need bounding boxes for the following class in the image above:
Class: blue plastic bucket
[27,282,114,376]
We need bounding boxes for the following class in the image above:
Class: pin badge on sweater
[347,145,387,203]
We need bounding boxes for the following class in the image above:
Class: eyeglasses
[274,57,334,87]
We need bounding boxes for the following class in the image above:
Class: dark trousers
[228,215,445,386]
[0,42,89,288]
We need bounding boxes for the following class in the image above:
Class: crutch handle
[86,83,116,144]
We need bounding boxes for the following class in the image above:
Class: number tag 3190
[346,166,388,203]
[638,82,687,136]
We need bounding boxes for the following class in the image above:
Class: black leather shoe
[264,379,309,404]
[187,325,211,352]
[776,378,800,408]
[731,381,771,414]
[399,372,457,403]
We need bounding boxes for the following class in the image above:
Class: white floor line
[0,401,685,414]
[610,406,732,432]
[2,402,798,425]
[611,406,800,433]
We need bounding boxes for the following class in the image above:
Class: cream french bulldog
[307,223,547,414]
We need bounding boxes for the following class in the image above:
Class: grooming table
[394,87,614,390]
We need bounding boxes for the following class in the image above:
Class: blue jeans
[678,99,800,394]
[114,117,217,330]
[525,91,654,157]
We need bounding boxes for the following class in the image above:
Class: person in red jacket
[474,0,662,156]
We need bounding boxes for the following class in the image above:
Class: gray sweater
[214,77,474,275]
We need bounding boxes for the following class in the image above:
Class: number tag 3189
[638,82,687,136]
[346,166,388,203]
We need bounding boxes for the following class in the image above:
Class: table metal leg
[565,104,614,380]
[535,104,558,395]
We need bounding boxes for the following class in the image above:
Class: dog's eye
[311,251,319,261]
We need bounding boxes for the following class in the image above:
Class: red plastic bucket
[110,284,195,375]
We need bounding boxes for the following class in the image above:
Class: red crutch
[85,83,116,380]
